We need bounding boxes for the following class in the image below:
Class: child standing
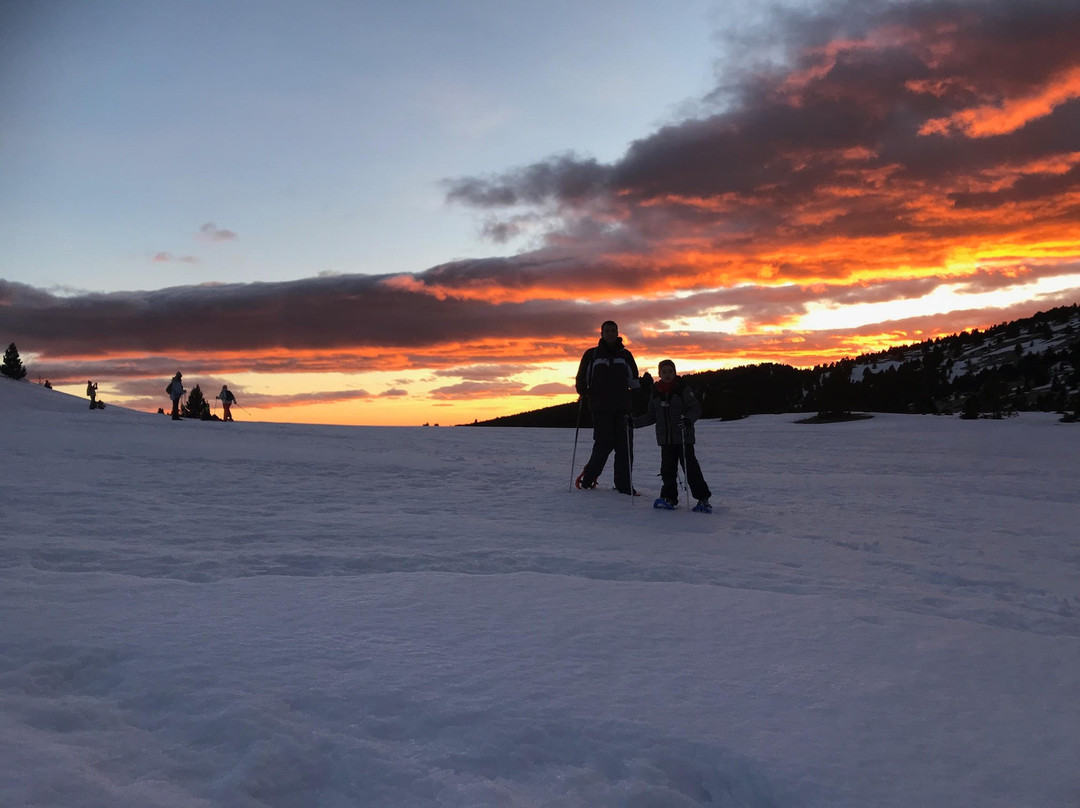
[634,359,713,513]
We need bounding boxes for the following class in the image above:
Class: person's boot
[575,469,597,489]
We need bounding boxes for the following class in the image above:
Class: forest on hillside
[473,304,1080,427]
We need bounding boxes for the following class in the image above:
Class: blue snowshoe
[692,499,713,514]
[653,497,676,510]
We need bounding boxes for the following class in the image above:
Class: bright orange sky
[4,0,1080,425]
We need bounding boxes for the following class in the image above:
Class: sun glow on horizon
[795,275,1080,334]
[8,2,1080,428]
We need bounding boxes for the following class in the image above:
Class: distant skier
[166,372,185,420]
[216,385,237,422]
[634,359,713,513]
[86,380,98,408]
[574,320,640,495]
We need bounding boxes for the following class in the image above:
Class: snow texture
[2,379,1078,807]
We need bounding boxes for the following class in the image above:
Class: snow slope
[2,379,1078,807]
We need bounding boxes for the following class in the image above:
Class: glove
[676,416,691,431]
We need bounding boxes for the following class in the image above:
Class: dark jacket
[634,376,701,445]
[576,337,639,411]
[166,377,184,402]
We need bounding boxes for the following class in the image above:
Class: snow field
[2,379,1078,807]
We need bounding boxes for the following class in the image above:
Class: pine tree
[960,394,981,420]
[182,384,211,419]
[816,360,854,418]
[1,343,27,380]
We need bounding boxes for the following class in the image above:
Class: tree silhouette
[1,343,27,379]
[182,384,211,420]
[815,360,854,418]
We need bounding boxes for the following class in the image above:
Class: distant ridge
[467,303,1080,426]
[468,400,582,429]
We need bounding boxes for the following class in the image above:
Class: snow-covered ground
[2,379,1078,807]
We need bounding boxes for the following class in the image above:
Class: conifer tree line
[475,304,1080,426]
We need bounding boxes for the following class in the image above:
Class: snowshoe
[653,498,675,510]
[575,470,597,490]
[616,488,641,497]
[692,500,713,514]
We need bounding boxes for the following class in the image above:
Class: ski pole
[679,424,691,510]
[627,414,635,506]
[569,397,583,492]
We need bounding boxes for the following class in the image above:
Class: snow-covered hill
[863,305,1080,376]
[2,378,1078,807]
[847,304,1080,413]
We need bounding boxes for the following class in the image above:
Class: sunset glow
[3,0,1078,425]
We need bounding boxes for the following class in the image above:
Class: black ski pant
[582,409,634,492]
[659,443,711,504]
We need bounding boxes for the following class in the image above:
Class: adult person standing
[166,372,185,420]
[574,320,640,495]
[86,380,98,407]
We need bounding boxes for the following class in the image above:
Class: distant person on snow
[166,372,185,420]
[574,320,640,495]
[86,380,98,406]
[216,385,237,422]
[634,359,712,513]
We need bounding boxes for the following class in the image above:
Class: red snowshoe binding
[575,469,597,490]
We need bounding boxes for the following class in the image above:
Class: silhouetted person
[166,372,185,420]
[216,385,237,422]
[86,380,97,406]
[574,320,640,495]
[634,359,713,512]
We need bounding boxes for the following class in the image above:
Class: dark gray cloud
[197,223,238,242]
[445,153,609,208]
[428,380,528,400]
[444,0,1080,265]
[4,0,1079,408]
[434,364,534,381]
[153,252,200,264]
[0,275,601,358]
[7,258,1078,386]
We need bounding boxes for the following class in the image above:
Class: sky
[4,380,1079,807]
[2,0,1079,425]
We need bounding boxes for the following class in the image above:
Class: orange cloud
[6,0,1080,425]
[920,66,1080,137]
